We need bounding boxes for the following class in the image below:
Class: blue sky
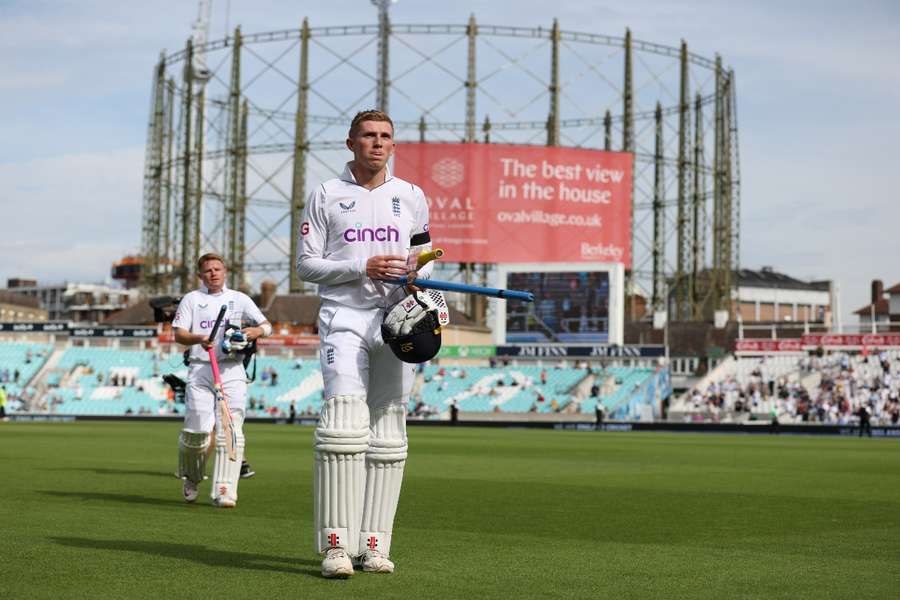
[1,0,898,327]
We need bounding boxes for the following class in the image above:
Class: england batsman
[172,253,272,508]
[297,109,441,578]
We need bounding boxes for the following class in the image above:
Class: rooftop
[736,267,830,292]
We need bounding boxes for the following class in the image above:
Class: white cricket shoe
[360,549,394,573]
[182,480,199,503]
[213,497,236,509]
[321,547,354,579]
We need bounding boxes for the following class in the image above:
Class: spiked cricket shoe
[182,480,199,503]
[321,547,353,578]
[360,549,394,573]
[213,497,236,509]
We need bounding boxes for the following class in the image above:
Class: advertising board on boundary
[735,334,900,353]
[0,322,155,338]
[734,339,803,354]
[438,345,497,358]
[802,333,900,348]
[496,344,664,358]
[394,143,633,265]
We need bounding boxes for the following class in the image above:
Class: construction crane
[192,0,213,85]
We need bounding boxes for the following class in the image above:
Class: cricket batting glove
[221,327,249,356]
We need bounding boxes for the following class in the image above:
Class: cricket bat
[207,305,237,461]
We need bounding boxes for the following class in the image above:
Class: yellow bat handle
[416,248,444,269]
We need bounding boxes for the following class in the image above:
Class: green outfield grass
[1,422,898,599]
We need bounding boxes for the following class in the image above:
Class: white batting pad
[177,430,210,483]
[211,411,245,504]
[359,403,408,557]
[315,395,369,554]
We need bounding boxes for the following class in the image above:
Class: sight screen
[505,271,610,343]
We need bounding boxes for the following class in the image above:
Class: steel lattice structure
[140,16,740,321]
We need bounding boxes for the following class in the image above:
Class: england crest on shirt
[392,196,401,217]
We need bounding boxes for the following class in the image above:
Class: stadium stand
[416,365,585,414]
[670,350,900,425]
[412,363,665,418]
[4,341,669,421]
[0,341,53,411]
[244,356,324,418]
[48,347,182,416]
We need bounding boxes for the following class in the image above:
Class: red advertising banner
[735,339,803,353]
[393,143,633,265]
[802,333,900,347]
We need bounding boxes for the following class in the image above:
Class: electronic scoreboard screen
[504,270,610,343]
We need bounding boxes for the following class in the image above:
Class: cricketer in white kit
[297,110,434,578]
[172,253,272,508]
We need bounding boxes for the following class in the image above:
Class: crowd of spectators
[686,350,900,425]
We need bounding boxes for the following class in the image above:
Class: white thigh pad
[177,430,210,483]
[315,395,369,554]
[359,403,408,557]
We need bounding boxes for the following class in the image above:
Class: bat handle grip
[416,247,444,269]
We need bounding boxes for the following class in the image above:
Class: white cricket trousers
[317,301,417,405]
[183,360,248,432]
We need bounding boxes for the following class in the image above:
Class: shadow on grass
[50,537,321,576]
[39,490,189,507]
[40,467,174,478]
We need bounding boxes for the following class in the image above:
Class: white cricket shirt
[297,162,433,308]
[172,284,267,364]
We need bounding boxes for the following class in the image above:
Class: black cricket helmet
[381,289,451,363]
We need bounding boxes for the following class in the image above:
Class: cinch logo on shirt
[343,224,400,242]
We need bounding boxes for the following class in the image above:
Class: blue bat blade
[387,277,534,302]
